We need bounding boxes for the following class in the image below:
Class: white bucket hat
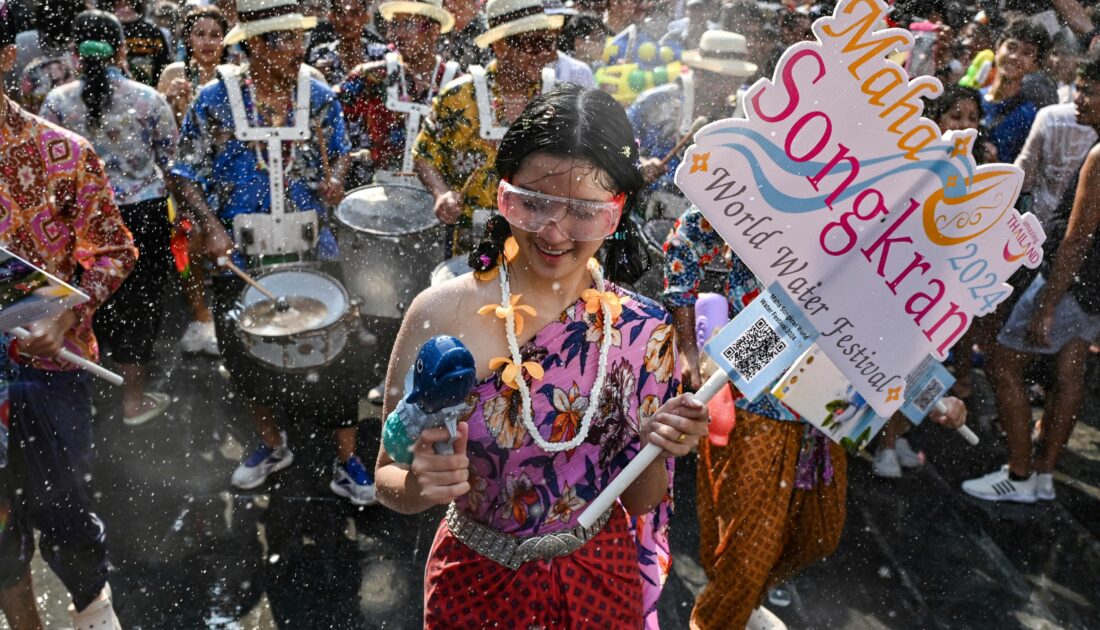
[378,0,455,34]
[223,0,317,46]
[474,0,565,49]
[681,30,758,77]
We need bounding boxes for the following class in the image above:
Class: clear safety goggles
[496,180,625,242]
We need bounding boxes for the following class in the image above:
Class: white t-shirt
[1014,103,1098,226]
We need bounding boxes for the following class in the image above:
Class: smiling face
[188,16,225,66]
[388,14,442,58]
[994,38,1039,82]
[507,153,617,282]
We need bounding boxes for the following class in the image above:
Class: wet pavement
[7,287,1100,629]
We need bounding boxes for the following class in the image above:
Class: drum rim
[335,183,440,237]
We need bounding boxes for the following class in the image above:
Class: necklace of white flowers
[478,237,624,452]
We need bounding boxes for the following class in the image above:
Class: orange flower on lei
[488,356,545,390]
[477,294,537,335]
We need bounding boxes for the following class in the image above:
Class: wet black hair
[996,18,1051,64]
[469,84,650,285]
[0,0,14,48]
[1078,51,1100,84]
[73,10,125,130]
[558,14,613,54]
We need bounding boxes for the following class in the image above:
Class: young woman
[40,10,178,426]
[157,6,229,123]
[376,85,709,628]
[157,6,229,356]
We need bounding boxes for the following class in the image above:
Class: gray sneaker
[1035,473,1056,501]
[231,432,294,490]
[873,448,903,478]
[895,437,923,468]
[962,466,1037,503]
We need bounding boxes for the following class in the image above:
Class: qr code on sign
[721,317,787,382]
[913,378,945,413]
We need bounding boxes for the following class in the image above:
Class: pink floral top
[456,282,679,623]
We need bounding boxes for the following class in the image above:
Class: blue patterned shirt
[171,65,351,258]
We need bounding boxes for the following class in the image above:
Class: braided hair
[468,84,650,284]
[72,10,125,130]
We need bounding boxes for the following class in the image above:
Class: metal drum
[236,266,356,372]
[334,184,442,319]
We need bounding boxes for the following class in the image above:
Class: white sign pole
[576,370,729,530]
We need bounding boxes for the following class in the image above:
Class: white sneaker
[69,584,122,630]
[1035,473,1056,501]
[231,432,294,490]
[962,466,1037,503]
[180,321,218,355]
[746,605,787,630]
[872,448,903,478]
[895,437,923,468]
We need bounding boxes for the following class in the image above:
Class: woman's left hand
[640,393,710,458]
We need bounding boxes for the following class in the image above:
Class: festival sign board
[675,0,1045,416]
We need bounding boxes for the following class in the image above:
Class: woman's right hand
[411,423,471,505]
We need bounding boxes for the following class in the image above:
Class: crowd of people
[0,0,1097,627]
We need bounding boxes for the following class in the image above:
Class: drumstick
[577,370,730,530]
[9,326,124,386]
[217,256,282,304]
[656,117,709,169]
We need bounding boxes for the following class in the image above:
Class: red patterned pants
[424,507,643,629]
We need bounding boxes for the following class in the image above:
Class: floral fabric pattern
[661,206,800,422]
[337,58,457,181]
[0,97,138,369]
[40,67,178,206]
[455,283,679,622]
[413,60,539,224]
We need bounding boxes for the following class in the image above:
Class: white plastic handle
[576,370,730,530]
[10,327,124,386]
[934,399,978,445]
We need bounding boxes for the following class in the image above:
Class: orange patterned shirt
[0,96,137,369]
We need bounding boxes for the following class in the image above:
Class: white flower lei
[498,260,613,452]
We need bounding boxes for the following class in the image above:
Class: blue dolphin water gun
[382,336,477,465]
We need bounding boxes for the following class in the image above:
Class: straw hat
[474,0,565,49]
[223,0,317,46]
[378,0,455,34]
[681,30,758,77]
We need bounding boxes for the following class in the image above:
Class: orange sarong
[692,410,848,629]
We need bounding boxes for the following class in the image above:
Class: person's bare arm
[671,305,701,391]
[1052,0,1095,37]
[375,282,472,514]
[173,175,234,261]
[415,158,463,224]
[1030,146,1100,345]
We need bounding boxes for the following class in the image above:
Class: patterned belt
[444,503,613,571]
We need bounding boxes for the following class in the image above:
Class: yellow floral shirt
[413,61,541,225]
